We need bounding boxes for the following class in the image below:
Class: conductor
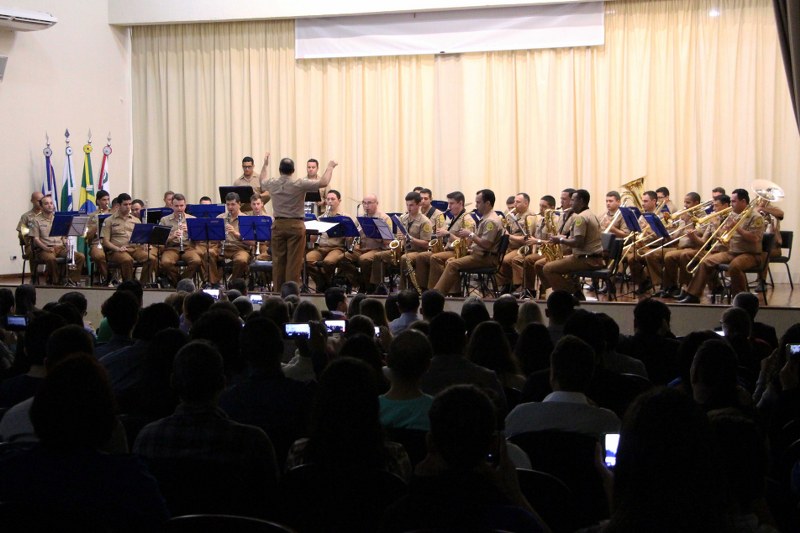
[259,153,338,288]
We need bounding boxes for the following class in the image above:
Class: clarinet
[178,213,185,253]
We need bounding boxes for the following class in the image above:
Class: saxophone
[539,209,563,261]
[404,255,421,294]
[512,212,532,256]
[451,237,468,259]
[428,237,444,253]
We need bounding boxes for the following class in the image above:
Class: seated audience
[420,289,445,321]
[468,321,526,391]
[545,290,576,345]
[95,291,139,359]
[389,289,421,335]
[380,330,434,431]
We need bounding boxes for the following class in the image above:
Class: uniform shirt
[33,213,64,249]
[102,211,141,249]
[160,212,196,248]
[359,212,392,251]
[17,209,39,235]
[557,210,575,255]
[599,210,629,234]
[262,175,322,218]
[471,212,503,255]
[233,174,265,198]
[318,211,356,248]
[400,212,432,252]
[425,207,447,234]
[728,210,765,254]
[445,210,476,250]
[569,209,603,256]
[217,212,249,251]
[86,209,111,245]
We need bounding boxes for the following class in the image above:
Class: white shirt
[504,391,620,440]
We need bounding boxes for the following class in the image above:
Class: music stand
[50,214,88,286]
[301,219,336,293]
[643,212,673,292]
[187,218,226,287]
[146,207,173,225]
[239,216,273,243]
[219,186,254,204]
[431,200,448,212]
[357,217,394,241]
[319,216,360,239]
[187,204,225,218]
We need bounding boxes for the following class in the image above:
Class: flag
[41,137,59,211]
[60,130,75,212]
[98,134,112,194]
[78,137,96,214]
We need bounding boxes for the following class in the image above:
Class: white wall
[0,0,131,275]
[109,0,602,25]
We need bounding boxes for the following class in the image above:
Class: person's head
[228,278,247,296]
[359,298,390,328]
[171,193,188,216]
[713,194,730,211]
[172,340,226,404]
[338,332,386,383]
[515,322,554,375]
[131,199,145,219]
[605,191,621,212]
[720,306,751,339]
[560,188,575,209]
[633,297,671,335]
[675,330,719,388]
[116,279,144,307]
[492,294,518,328]
[691,339,739,409]
[386,329,432,383]
[280,157,295,176]
[513,192,530,214]
[460,298,490,337]
[732,291,760,321]
[25,312,68,366]
[571,189,590,212]
[281,281,301,298]
[15,284,37,315]
[428,385,497,471]
[405,191,422,216]
[711,186,726,199]
[549,335,595,392]
[420,289,445,321]
[175,278,196,294]
[47,303,82,328]
[610,387,726,531]
[31,354,116,450]
[545,290,576,325]
[343,315,377,341]
[641,190,658,212]
[31,190,44,209]
[163,190,175,207]
[684,192,701,208]
[418,188,433,212]
[506,196,516,211]
[324,286,347,313]
[241,156,255,177]
[133,302,180,341]
[362,194,379,216]
[293,300,322,323]
[474,189,495,216]
[250,195,264,214]
[655,187,670,204]
[45,325,95,368]
[306,158,318,177]
[184,291,215,326]
[199,196,213,205]
[730,188,750,213]
[241,315,283,372]
[324,190,341,212]
[39,194,55,215]
[429,311,467,355]
[224,192,241,215]
[384,293,401,322]
[111,196,120,210]
[259,296,291,326]
[446,191,466,215]
[191,308,245,376]
[95,189,110,211]
[595,313,620,353]
[540,195,556,214]
[563,309,606,358]
[232,296,254,320]
[396,289,420,314]
[347,293,366,319]
[0,288,14,316]
[467,321,518,376]
[515,301,544,333]
[58,292,88,319]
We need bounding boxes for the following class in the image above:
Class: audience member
[492,294,520,348]
[420,289,445,321]
[359,297,393,352]
[338,331,389,393]
[181,290,215,333]
[14,284,38,316]
[232,295,254,320]
[460,296,490,337]
[733,291,778,350]
[229,277,248,296]
[259,296,295,363]
[595,313,648,378]
[175,278,196,293]
[384,293,401,322]
[467,321,526,391]
[324,286,347,319]
[389,290,421,335]
[515,300,544,333]
[721,306,770,387]
[280,281,301,299]
[190,307,245,380]
[691,338,754,414]
[95,291,139,359]
[616,298,679,385]
[347,293,366,318]
[514,322,554,376]
[670,330,719,395]
[380,330,434,431]
[544,290,576,344]
[58,291,95,338]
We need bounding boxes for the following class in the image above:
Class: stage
[2,276,797,340]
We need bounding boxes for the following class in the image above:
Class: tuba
[604,176,645,233]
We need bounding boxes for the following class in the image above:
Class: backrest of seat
[608,237,625,274]
[496,233,510,260]
[780,230,793,258]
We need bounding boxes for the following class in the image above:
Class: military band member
[234,156,270,212]
[624,190,660,294]
[433,189,503,295]
[646,192,701,296]
[678,189,765,303]
[159,193,203,286]
[599,191,630,238]
[306,190,354,292]
[418,191,476,290]
[305,159,329,215]
[101,193,156,282]
[32,195,85,284]
[247,194,271,261]
[86,190,112,281]
[542,189,603,298]
[419,188,446,234]
[497,193,534,290]
[163,191,175,209]
[345,194,391,293]
[131,199,145,221]
[260,153,337,288]
[656,187,677,214]
[370,191,432,290]
[209,192,251,284]
[534,188,575,298]
[510,195,556,294]
[18,191,44,260]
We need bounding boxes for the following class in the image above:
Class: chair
[278,464,407,532]
[768,230,793,289]
[249,260,273,291]
[164,514,295,532]
[515,468,580,533]
[508,430,609,528]
[574,233,624,300]
[717,233,775,305]
[459,234,510,297]
[385,427,428,467]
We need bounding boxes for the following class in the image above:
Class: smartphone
[604,432,620,469]
[374,326,381,337]
[4,315,28,331]
[715,329,725,336]
[249,294,263,305]
[324,319,346,335]
[284,323,311,339]
[202,288,220,300]
[786,343,800,360]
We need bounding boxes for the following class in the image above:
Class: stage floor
[1,276,797,340]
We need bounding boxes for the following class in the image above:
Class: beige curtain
[131,0,799,217]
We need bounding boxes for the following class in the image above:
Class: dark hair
[327,189,341,200]
[721,306,751,338]
[260,296,290,326]
[279,158,295,175]
[132,199,145,208]
[731,188,750,203]
[307,158,319,166]
[691,339,740,412]
[712,187,726,195]
[562,188,576,196]
[242,156,254,165]
[224,192,241,203]
[429,311,467,355]
[546,290,576,323]
[324,286,346,312]
[45,325,95,367]
[184,291,215,325]
[429,385,496,470]
[338,333,386,389]
[396,289,420,313]
[384,294,401,322]
[655,186,670,197]
[241,316,283,370]
[31,354,116,449]
[0,288,14,315]
[715,194,731,205]
[633,298,670,335]
[199,196,213,203]
[541,195,556,207]
[418,188,433,197]
[102,291,139,336]
[347,294,366,319]
[516,192,531,203]
[492,295,518,327]
[281,281,301,298]
[191,308,245,377]
[387,329,432,381]
[686,192,701,204]
[25,312,67,365]
[514,322,554,375]
[420,289,445,319]
[563,309,605,358]
[229,278,247,295]
[595,313,620,351]
[293,301,322,323]
[550,335,595,392]
[359,298,390,328]
[476,189,495,207]
[574,189,590,205]
[48,303,83,328]
[117,193,132,203]
[133,303,179,341]
[461,299,490,337]
[405,191,422,204]
[14,284,37,315]
[232,296,254,320]
[172,340,226,403]
[116,279,144,306]
[446,191,465,204]
[605,191,621,201]
[675,330,719,390]
[467,321,519,377]
[96,189,110,200]
[732,292,760,320]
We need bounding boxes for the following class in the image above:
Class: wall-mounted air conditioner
[0,7,57,32]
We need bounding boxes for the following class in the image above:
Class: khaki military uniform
[32,212,85,284]
[420,210,477,290]
[159,212,204,285]
[370,212,432,288]
[543,209,604,293]
[433,212,503,295]
[102,211,157,282]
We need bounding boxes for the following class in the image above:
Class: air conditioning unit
[0,7,57,32]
